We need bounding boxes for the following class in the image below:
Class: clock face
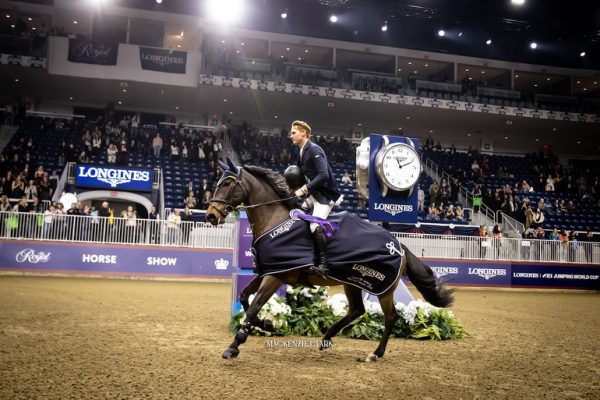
[377,143,420,191]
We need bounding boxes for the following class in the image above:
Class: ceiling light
[28,17,32,21]
[576,81,581,84]
[73,20,78,24]
[156,0,162,4]
[281,12,287,19]
[223,99,228,102]
[583,88,587,91]
[304,49,308,53]
[175,106,179,110]
[14,78,19,82]
[425,64,429,67]
[10,24,15,28]
[594,81,597,85]
[504,136,509,140]
[122,89,127,92]
[330,15,338,23]
[438,30,445,37]
[534,84,538,87]
[406,116,410,120]
[413,70,418,74]
[229,111,233,115]
[207,0,245,25]
[515,74,519,78]
[580,51,586,57]
[397,68,402,71]
[530,42,537,49]
[117,101,122,105]
[486,39,492,45]
[32,27,36,30]
[69,97,73,100]
[465,68,469,72]
[458,32,463,37]
[481,70,485,74]
[511,0,525,5]
[467,133,471,137]
[280,55,284,58]
[274,116,278,119]
[297,57,302,61]
[5,14,10,18]
[408,61,412,65]
[286,47,290,51]
[177,44,182,48]
[535,138,539,142]
[221,40,226,43]
[240,42,245,46]
[381,22,388,32]
[546,77,550,81]
[235,50,240,53]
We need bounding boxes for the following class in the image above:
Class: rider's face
[290,126,307,146]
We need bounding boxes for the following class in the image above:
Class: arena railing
[1,212,596,264]
[393,232,598,265]
[0,211,235,249]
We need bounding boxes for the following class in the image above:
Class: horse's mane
[243,165,295,210]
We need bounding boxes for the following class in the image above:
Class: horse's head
[206,157,248,226]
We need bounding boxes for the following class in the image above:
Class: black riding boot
[309,226,329,278]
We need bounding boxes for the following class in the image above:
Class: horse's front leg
[320,285,365,350]
[239,275,274,332]
[223,275,282,359]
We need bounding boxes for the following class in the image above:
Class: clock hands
[395,158,414,169]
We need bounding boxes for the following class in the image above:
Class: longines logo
[215,258,229,270]
[78,167,150,188]
[16,249,51,263]
[352,264,385,281]
[374,203,413,216]
[431,266,459,278]
[468,267,507,280]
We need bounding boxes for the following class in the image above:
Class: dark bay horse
[206,158,453,362]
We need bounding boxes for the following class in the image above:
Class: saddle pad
[253,212,403,295]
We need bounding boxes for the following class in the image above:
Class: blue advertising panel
[75,165,153,192]
[511,263,600,290]
[423,259,512,287]
[368,134,420,223]
[0,240,232,278]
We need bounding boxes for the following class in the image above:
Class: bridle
[208,168,295,219]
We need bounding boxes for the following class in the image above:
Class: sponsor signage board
[75,165,153,192]
[0,241,232,278]
[139,47,187,74]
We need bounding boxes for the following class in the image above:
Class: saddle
[252,211,404,295]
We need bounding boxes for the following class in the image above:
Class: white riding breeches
[308,195,333,233]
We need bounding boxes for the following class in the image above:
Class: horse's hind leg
[240,276,274,332]
[366,285,399,363]
[320,285,365,350]
[223,275,282,359]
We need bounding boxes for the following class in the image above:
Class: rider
[289,120,341,277]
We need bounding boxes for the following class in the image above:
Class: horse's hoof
[222,348,240,359]
[263,319,275,332]
[319,339,333,351]
[365,353,379,363]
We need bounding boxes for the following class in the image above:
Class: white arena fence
[1,211,598,265]
[0,211,235,249]
[392,233,599,265]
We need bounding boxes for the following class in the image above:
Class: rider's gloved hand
[294,185,308,198]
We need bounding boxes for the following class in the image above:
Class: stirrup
[309,264,329,278]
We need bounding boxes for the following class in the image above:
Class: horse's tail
[401,244,454,308]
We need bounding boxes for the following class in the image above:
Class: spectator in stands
[200,190,212,210]
[429,180,439,206]
[117,143,128,166]
[545,175,555,191]
[0,195,10,212]
[417,185,425,213]
[107,143,117,164]
[534,226,545,240]
[167,209,181,244]
[524,205,534,230]
[582,230,594,263]
[181,206,193,244]
[170,140,180,161]
[92,133,102,155]
[556,199,568,215]
[569,231,579,262]
[13,196,29,212]
[152,133,163,157]
[79,150,90,164]
[478,225,489,258]
[559,230,569,261]
[198,178,210,201]
[124,205,137,243]
[184,192,197,209]
[11,176,25,199]
[146,205,160,244]
[341,171,353,186]
[520,180,531,192]
[38,174,52,202]
[445,204,456,219]
[42,204,56,239]
[532,209,545,228]
[427,203,440,221]
[455,205,464,221]
[24,179,37,201]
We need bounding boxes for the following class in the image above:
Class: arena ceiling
[3,64,599,157]
[70,0,600,70]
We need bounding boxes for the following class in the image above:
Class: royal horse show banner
[0,240,233,278]
[139,47,187,74]
[68,38,118,65]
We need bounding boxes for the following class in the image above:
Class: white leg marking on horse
[365,353,379,363]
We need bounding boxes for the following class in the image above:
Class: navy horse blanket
[252,211,404,295]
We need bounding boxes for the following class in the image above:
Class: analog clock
[375,136,421,197]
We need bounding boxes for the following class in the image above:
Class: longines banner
[75,165,153,192]
[68,39,118,65]
[139,47,186,74]
[0,240,233,278]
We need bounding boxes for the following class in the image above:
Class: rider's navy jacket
[296,140,341,204]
